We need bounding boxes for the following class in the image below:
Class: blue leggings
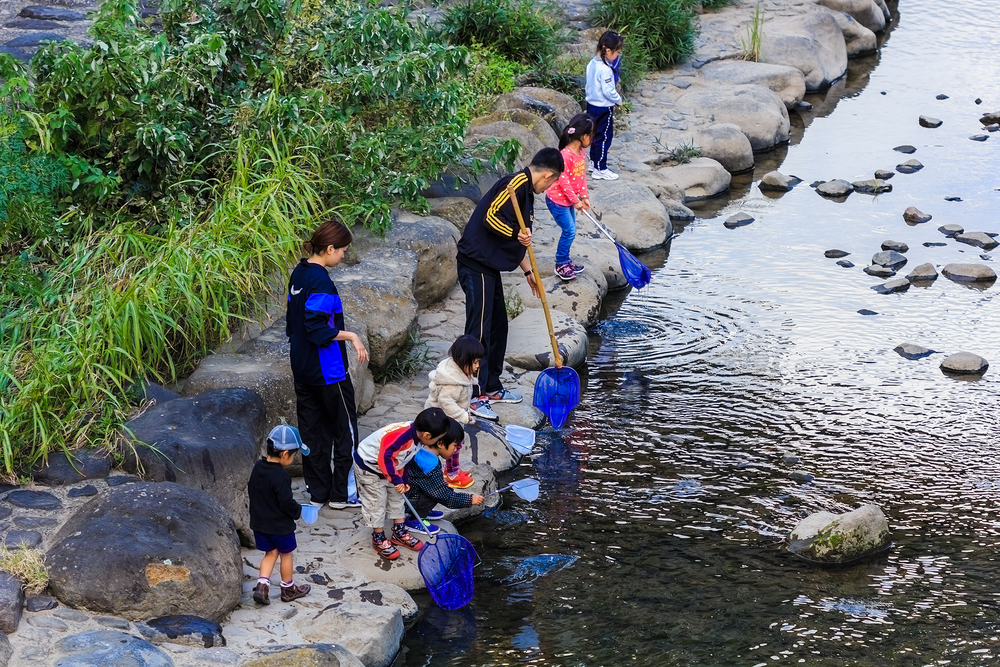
[545,198,576,266]
[587,104,614,171]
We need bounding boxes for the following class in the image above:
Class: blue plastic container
[300,503,319,525]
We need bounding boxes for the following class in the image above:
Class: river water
[401,1,1000,664]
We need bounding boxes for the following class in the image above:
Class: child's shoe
[569,261,586,274]
[405,518,441,536]
[470,397,499,422]
[445,469,475,489]
[252,581,270,605]
[279,582,310,602]
[592,168,620,181]
[390,525,424,551]
[555,263,577,281]
[373,532,400,560]
[426,509,445,520]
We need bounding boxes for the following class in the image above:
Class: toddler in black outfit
[248,425,311,604]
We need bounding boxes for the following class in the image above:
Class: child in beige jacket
[424,335,491,488]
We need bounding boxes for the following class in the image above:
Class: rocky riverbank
[3,0,968,665]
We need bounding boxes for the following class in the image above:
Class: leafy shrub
[702,0,730,9]
[591,0,698,71]
[437,0,569,67]
[462,46,527,117]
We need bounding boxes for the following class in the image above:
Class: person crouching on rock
[353,407,451,560]
[248,425,312,605]
[403,418,485,536]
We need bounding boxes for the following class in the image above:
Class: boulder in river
[941,263,997,283]
[896,159,923,174]
[825,8,877,56]
[699,60,806,108]
[874,169,894,180]
[693,123,754,173]
[939,352,989,376]
[787,505,891,564]
[676,85,790,152]
[815,179,853,197]
[880,240,908,253]
[761,10,848,91]
[938,224,963,237]
[918,115,943,128]
[657,157,732,202]
[979,110,1000,125]
[871,250,907,270]
[824,249,850,258]
[872,278,910,294]
[853,179,891,194]
[903,206,931,223]
[724,212,754,229]
[894,343,935,360]
[905,263,938,282]
[759,170,800,192]
[954,232,999,251]
[863,265,895,278]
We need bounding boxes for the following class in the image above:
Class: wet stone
[864,265,895,278]
[987,124,1000,132]
[893,145,916,154]
[816,179,853,197]
[873,278,910,294]
[789,471,814,483]
[970,135,989,142]
[944,196,962,201]
[896,159,924,174]
[5,33,69,47]
[942,263,997,283]
[872,250,908,270]
[5,18,65,29]
[825,249,850,258]
[20,5,88,20]
[836,260,855,268]
[27,615,69,630]
[940,352,989,376]
[858,309,879,316]
[936,94,949,100]
[68,485,98,498]
[54,607,89,622]
[923,242,947,247]
[26,595,59,612]
[3,530,41,549]
[939,224,963,237]
[955,232,999,251]
[919,115,943,128]
[6,490,61,510]
[875,169,894,180]
[881,240,908,253]
[14,516,58,529]
[723,212,754,229]
[853,179,891,194]
[895,343,935,360]
[903,206,932,224]
[906,263,938,282]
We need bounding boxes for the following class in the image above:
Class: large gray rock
[122,388,266,545]
[359,214,460,307]
[0,630,10,667]
[331,248,419,370]
[587,179,673,251]
[52,630,174,667]
[47,482,241,622]
[677,85,790,151]
[470,108,559,149]
[699,60,806,108]
[572,237,628,290]
[657,158,731,202]
[693,123,754,173]
[135,615,225,648]
[245,644,365,667]
[826,7,877,55]
[762,9,849,91]
[816,0,886,32]
[495,87,583,134]
[506,308,588,370]
[905,263,938,282]
[182,353,297,431]
[623,169,686,202]
[759,171,800,192]
[903,206,932,223]
[787,505,891,564]
[816,179,853,197]
[871,250,907,270]
[0,574,23,635]
[296,603,401,667]
[509,273,604,326]
[466,120,544,169]
[955,232,999,251]
[940,352,989,376]
[942,263,997,283]
[426,197,475,232]
[33,449,111,486]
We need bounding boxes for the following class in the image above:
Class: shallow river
[401,1,1000,664]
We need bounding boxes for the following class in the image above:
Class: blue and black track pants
[296,377,358,504]
[458,265,508,396]
[587,103,614,171]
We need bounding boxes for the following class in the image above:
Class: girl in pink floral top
[545,113,596,281]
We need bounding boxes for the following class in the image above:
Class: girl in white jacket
[424,335,488,488]
[585,31,624,181]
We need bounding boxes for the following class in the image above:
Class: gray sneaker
[470,398,500,422]
[484,388,523,404]
[328,499,361,510]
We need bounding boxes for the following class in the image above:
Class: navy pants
[296,377,358,504]
[587,104,614,171]
[458,265,507,396]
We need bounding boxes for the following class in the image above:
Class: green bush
[702,0,730,9]
[437,0,569,67]
[462,46,527,117]
[591,0,698,71]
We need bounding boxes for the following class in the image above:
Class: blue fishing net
[532,367,580,429]
[617,244,652,289]
[418,533,478,610]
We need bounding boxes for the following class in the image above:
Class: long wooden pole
[507,183,563,370]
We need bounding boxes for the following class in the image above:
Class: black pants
[295,377,358,504]
[587,103,614,171]
[406,489,439,519]
[458,265,507,396]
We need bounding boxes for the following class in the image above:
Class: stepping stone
[723,212,754,229]
[906,263,938,282]
[6,490,61,510]
[26,595,59,612]
[5,18,65,29]
[894,343,935,360]
[5,33,69,48]
[938,224,963,237]
[853,179,891,194]
[919,116,943,128]
[893,145,916,154]
[941,263,997,283]
[824,249,850,258]
[816,179,853,197]
[759,171,799,192]
[872,278,910,294]
[875,169,894,180]
[955,232,999,251]
[970,135,989,142]
[836,260,855,268]
[20,5,88,20]
[864,265,895,278]
[903,206,931,223]
[2,530,41,549]
[872,250,908,270]
[940,352,988,376]
[881,240,908,253]
[896,159,923,174]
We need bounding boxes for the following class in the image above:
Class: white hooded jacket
[424,357,476,424]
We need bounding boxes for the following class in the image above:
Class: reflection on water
[401,1,1000,664]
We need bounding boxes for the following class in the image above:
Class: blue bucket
[300,503,319,525]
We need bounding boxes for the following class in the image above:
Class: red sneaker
[390,527,423,551]
[445,469,475,489]
[373,533,400,560]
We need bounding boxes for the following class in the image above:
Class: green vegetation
[740,2,765,62]
[437,0,569,67]
[372,332,431,385]
[0,0,521,476]
[591,0,698,82]
[670,139,702,164]
[504,289,524,320]
[701,0,731,9]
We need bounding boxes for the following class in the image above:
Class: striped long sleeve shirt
[456,168,533,274]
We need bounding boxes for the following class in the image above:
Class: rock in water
[955,232,999,251]
[970,134,989,142]
[871,250,907,270]
[837,260,855,268]
[894,343,934,360]
[852,179,891,194]
[46,482,242,622]
[874,169,894,180]
[941,263,997,283]
[873,278,910,294]
[893,145,916,153]
[724,212,755,228]
[136,615,225,648]
[903,206,931,224]
[824,249,850,258]
[940,352,989,376]
[815,179,853,197]
[863,265,895,278]
[938,224,963,237]
[881,240,908,253]
[759,170,799,192]
[896,159,923,174]
[980,110,1000,125]
[905,263,938,282]
[919,115,943,128]
[787,505,891,564]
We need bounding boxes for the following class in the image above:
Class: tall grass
[740,2,765,62]
[590,0,698,72]
[437,0,569,67]
[0,132,323,474]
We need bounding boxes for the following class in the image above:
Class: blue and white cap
[268,425,309,455]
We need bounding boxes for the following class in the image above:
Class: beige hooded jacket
[424,356,476,424]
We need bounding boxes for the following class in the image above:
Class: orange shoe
[445,469,475,489]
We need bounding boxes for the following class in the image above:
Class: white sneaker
[593,168,620,181]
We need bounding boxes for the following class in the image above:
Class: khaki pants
[354,463,404,530]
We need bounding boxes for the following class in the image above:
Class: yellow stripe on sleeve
[485,172,528,237]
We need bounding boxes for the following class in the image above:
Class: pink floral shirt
[545,146,589,207]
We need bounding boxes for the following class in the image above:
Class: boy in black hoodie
[248,425,312,605]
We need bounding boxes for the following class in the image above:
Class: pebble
[935,94,949,100]
[923,242,947,247]
[944,196,962,201]
[857,309,879,316]
[893,145,916,154]
[68,485,98,498]
[970,135,989,141]
[6,490,61,510]
[53,607,89,622]
[824,249,850,258]
[26,595,59,612]
[836,260,855,268]
[27,615,69,631]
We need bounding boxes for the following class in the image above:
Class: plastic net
[617,244,652,289]
[418,533,478,610]
[532,367,580,429]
